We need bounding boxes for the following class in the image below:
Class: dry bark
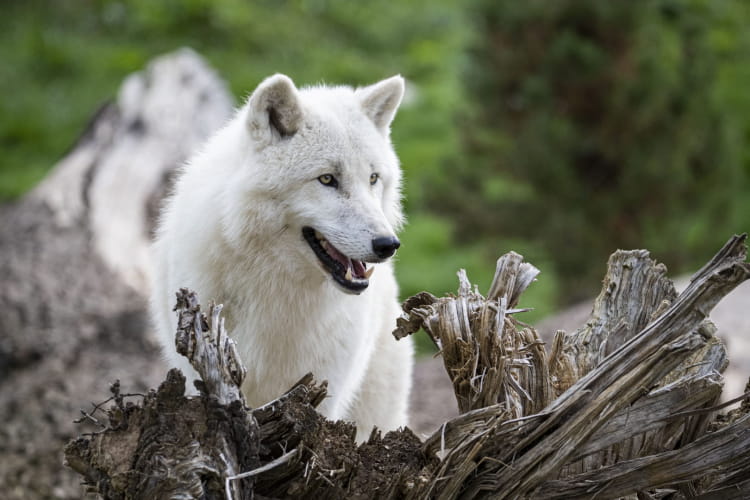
[393,252,549,416]
[65,289,432,500]
[65,235,750,499]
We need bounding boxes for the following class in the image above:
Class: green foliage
[0,0,468,200]
[0,1,526,358]
[6,0,746,352]
[438,0,750,300]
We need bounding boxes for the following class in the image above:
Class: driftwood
[0,49,234,498]
[65,235,750,499]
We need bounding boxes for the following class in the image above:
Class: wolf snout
[372,236,401,259]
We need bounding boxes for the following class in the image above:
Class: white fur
[150,74,413,439]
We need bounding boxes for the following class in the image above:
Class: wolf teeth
[321,240,329,250]
[314,230,324,240]
[344,268,353,281]
[364,267,374,279]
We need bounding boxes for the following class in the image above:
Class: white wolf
[150,73,413,438]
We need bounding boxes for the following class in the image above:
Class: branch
[174,288,247,405]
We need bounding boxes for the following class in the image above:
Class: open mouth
[302,226,373,293]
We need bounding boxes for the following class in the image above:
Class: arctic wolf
[150,73,413,438]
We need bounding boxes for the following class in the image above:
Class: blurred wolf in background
[150,73,413,438]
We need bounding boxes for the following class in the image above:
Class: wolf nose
[372,236,401,259]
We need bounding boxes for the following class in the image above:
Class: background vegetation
[2,0,749,353]
[437,0,750,302]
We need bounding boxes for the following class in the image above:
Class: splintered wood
[175,288,247,406]
[65,235,750,499]
[395,236,750,498]
[393,252,551,416]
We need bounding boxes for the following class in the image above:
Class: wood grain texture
[65,236,750,498]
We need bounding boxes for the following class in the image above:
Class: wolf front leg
[347,320,414,442]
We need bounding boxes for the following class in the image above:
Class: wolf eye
[318,174,338,188]
[369,173,379,185]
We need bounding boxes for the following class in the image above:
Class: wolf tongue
[352,260,367,279]
[325,241,352,270]
[322,239,368,280]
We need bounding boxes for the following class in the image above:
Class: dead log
[0,49,234,498]
[64,235,750,499]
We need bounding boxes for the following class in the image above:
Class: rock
[0,48,234,499]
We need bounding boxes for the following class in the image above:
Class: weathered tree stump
[64,235,750,499]
[66,288,429,499]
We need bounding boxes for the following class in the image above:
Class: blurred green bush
[434,0,750,302]
[0,0,506,355]
[2,0,747,356]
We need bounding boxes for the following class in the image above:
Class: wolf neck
[215,231,373,401]
[215,228,348,327]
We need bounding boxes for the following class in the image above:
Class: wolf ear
[356,75,405,134]
[247,74,302,142]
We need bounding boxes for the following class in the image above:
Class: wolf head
[220,74,405,294]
